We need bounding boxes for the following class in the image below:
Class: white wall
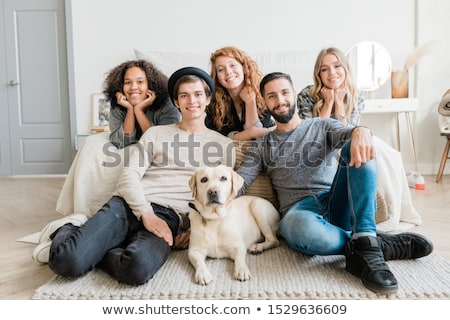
[416,0,450,175]
[66,0,450,175]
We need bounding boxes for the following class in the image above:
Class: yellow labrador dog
[188,165,280,285]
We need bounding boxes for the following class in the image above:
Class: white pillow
[251,50,317,92]
[134,48,210,77]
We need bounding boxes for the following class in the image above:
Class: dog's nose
[208,188,218,196]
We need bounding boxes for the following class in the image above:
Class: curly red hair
[209,46,265,130]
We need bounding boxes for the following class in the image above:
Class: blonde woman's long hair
[311,47,358,119]
[209,46,265,130]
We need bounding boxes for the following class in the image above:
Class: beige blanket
[56,133,124,218]
[372,136,422,231]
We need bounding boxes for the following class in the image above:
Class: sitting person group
[31,46,433,295]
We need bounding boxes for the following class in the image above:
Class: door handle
[8,80,19,86]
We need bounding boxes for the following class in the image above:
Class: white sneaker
[406,171,426,190]
[33,213,88,264]
[38,213,87,243]
[32,241,51,263]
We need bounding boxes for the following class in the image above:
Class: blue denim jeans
[48,196,179,285]
[279,140,378,256]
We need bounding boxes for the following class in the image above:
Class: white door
[0,0,72,175]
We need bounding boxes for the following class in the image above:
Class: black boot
[345,236,398,294]
[377,232,433,261]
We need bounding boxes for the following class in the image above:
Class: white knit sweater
[116,124,235,226]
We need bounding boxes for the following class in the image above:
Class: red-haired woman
[207,46,275,140]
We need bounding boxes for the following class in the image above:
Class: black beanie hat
[168,66,215,104]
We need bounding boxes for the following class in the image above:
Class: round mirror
[346,41,392,91]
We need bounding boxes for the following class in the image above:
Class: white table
[362,98,418,170]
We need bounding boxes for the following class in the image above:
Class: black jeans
[48,196,179,285]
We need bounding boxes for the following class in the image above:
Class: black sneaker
[377,232,433,261]
[345,236,398,294]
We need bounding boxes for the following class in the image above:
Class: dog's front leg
[229,246,251,281]
[188,249,213,285]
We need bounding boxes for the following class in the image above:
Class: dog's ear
[189,172,197,198]
[230,169,244,199]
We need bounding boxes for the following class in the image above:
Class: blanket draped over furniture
[56,132,421,232]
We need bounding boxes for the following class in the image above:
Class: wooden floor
[0,174,449,299]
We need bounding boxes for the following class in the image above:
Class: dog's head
[189,165,244,210]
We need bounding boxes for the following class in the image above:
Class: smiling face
[174,80,211,120]
[122,66,149,105]
[214,55,245,92]
[262,78,296,124]
[318,53,346,89]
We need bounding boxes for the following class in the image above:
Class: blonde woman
[297,47,364,127]
[207,46,274,140]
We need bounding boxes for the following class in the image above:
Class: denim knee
[279,210,349,255]
[49,196,132,278]
[279,212,314,253]
[48,233,93,277]
[115,244,171,285]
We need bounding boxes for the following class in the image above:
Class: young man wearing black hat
[41,67,234,285]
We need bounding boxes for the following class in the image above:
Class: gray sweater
[237,117,353,215]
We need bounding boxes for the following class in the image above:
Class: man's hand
[349,127,376,168]
[172,231,190,250]
[141,211,173,246]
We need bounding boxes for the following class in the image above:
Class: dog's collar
[189,202,207,226]
[189,202,200,213]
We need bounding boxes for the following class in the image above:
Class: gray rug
[33,242,450,300]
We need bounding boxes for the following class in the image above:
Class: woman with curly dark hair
[103,59,180,148]
[207,46,275,140]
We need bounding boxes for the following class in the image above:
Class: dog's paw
[234,266,251,281]
[248,243,264,254]
[249,239,280,254]
[195,270,213,285]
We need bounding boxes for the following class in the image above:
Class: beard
[268,102,296,123]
